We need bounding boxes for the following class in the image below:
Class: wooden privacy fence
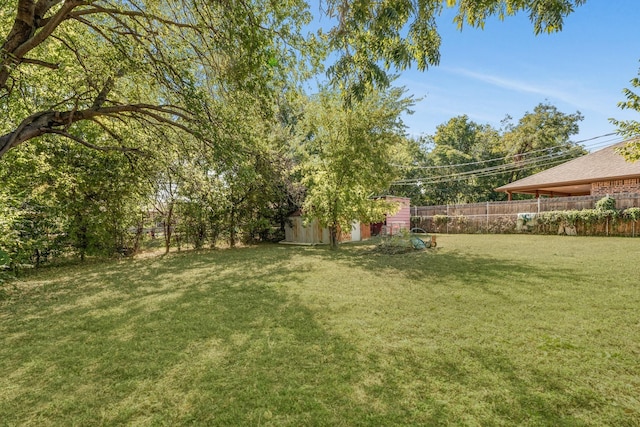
[411,193,640,236]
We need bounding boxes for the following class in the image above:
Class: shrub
[595,196,616,211]
[454,215,468,225]
[433,215,450,226]
[487,216,517,234]
[623,207,640,222]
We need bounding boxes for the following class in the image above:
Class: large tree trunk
[329,224,339,250]
[229,215,236,248]
[163,202,174,254]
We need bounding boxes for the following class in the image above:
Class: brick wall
[591,178,640,196]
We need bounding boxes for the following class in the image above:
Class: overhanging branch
[0,102,202,158]
[47,129,143,153]
[20,57,59,69]
[69,6,197,30]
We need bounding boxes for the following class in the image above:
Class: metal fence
[411,193,640,236]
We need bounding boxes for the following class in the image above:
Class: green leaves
[0,0,590,157]
[296,86,412,248]
[392,103,585,205]
[0,0,313,157]
[451,0,587,35]
[325,0,442,102]
[323,0,585,101]
[611,64,640,161]
[0,250,9,270]
[595,196,616,212]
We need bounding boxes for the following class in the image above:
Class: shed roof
[495,140,640,196]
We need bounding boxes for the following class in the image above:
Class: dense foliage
[0,0,595,264]
[611,63,640,161]
[390,103,585,205]
[296,86,411,248]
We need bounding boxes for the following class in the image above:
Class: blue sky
[394,1,640,150]
[307,1,640,151]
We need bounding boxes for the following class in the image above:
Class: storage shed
[283,211,371,245]
[371,196,411,236]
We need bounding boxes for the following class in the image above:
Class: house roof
[495,140,640,196]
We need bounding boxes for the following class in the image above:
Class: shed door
[351,221,361,241]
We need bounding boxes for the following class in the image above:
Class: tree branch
[68,6,197,30]
[1,0,83,89]
[47,129,143,153]
[12,1,85,61]
[0,102,202,158]
[20,56,59,69]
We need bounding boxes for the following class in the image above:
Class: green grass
[1,235,639,426]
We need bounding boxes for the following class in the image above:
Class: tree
[386,135,432,205]
[0,190,22,272]
[501,102,584,181]
[0,0,589,264]
[0,130,150,262]
[49,141,148,260]
[0,0,311,158]
[611,64,640,161]
[391,103,585,204]
[296,86,411,249]
[0,0,586,160]
[391,116,505,204]
[146,90,301,251]
[430,116,503,203]
[322,0,586,101]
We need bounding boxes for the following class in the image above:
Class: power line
[392,147,583,185]
[390,133,628,187]
[390,156,569,186]
[396,132,624,171]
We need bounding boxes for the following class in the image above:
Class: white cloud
[445,67,582,108]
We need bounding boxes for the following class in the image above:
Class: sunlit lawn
[1,234,639,426]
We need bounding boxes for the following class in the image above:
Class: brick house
[496,140,640,200]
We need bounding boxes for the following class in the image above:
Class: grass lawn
[1,234,639,426]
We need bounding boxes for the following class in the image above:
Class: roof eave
[496,172,640,193]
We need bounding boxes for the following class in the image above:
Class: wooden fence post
[446,204,449,234]
[486,201,489,233]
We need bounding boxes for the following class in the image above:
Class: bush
[433,215,450,232]
[373,231,432,254]
[623,207,640,222]
[595,196,616,211]
[487,216,517,234]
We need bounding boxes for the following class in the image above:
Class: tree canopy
[611,63,640,161]
[0,0,591,262]
[391,103,585,205]
[295,86,411,248]
[0,0,311,157]
[322,0,586,101]
[0,0,587,158]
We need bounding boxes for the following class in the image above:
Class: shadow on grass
[2,246,408,425]
[307,241,582,299]
[0,243,625,425]
[463,346,602,425]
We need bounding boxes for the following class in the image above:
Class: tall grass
[1,235,639,425]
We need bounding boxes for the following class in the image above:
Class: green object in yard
[410,237,427,250]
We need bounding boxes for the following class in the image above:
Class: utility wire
[390,157,571,186]
[391,156,573,186]
[397,133,623,171]
[391,133,627,187]
[393,147,584,184]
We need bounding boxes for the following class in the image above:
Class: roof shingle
[496,140,640,194]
